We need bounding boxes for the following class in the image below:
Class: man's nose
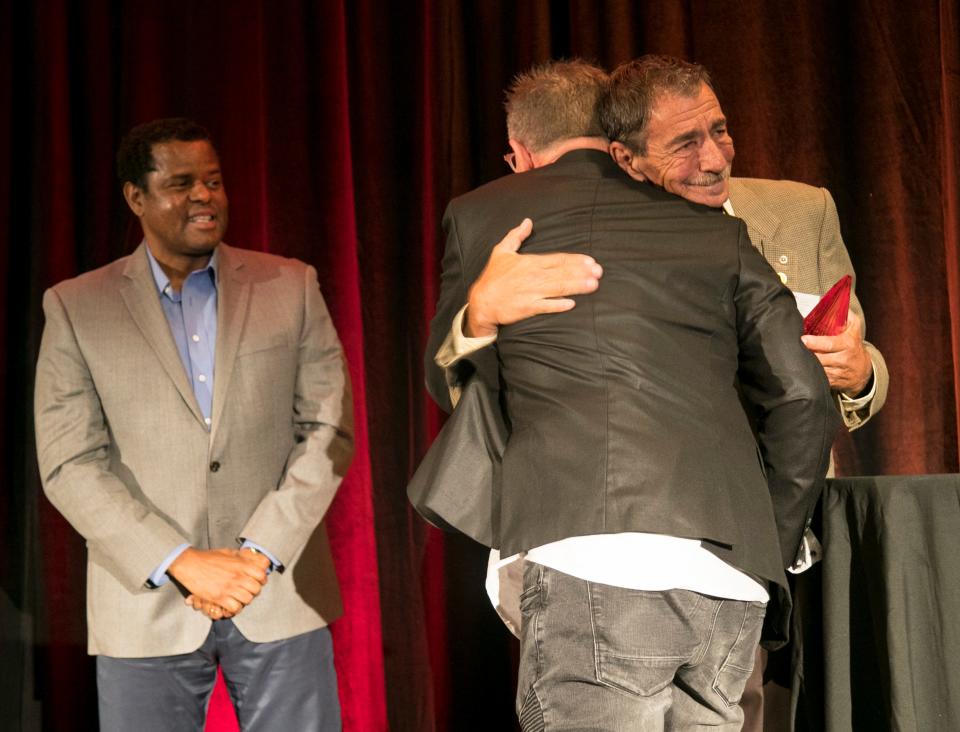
[699,138,728,172]
[189,181,212,201]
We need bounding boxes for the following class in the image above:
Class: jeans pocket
[712,602,767,707]
[590,585,701,697]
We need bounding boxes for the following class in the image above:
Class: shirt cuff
[146,543,191,588]
[787,529,823,574]
[838,356,878,410]
[240,539,282,573]
[435,305,498,369]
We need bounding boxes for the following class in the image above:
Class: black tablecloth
[796,474,960,731]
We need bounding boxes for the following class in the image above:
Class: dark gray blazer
[411,149,839,646]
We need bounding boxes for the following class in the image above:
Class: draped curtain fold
[2,1,958,730]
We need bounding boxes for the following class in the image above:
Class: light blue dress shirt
[143,245,279,588]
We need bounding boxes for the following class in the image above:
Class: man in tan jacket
[34,118,352,732]
[602,56,887,730]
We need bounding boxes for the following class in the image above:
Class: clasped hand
[168,547,272,621]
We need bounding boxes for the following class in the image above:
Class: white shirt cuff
[787,528,823,574]
[435,304,498,369]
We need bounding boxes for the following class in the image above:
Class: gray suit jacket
[35,242,353,657]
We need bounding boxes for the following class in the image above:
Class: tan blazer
[35,243,353,658]
[729,178,889,431]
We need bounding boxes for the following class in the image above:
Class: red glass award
[803,275,851,336]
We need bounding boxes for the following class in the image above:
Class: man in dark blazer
[417,61,840,729]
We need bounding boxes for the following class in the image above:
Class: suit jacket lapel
[120,243,206,426]
[211,243,251,438]
[728,178,781,255]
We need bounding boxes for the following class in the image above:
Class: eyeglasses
[502,151,517,172]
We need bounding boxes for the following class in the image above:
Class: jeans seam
[691,598,722,667]
[712,602,756,707]
[534,565,546,695]
[588,580,601,685]
[600,652,688,662]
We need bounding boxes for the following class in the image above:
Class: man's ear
[609,142,647,182]
[508,139,536,173]
[123,181,146,217]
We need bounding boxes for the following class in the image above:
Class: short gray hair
[505,59,609,153]
[600,55,714,154]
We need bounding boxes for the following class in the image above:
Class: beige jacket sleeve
[238,264,354,567]
[815,187,889,430]
[35,287,190,591]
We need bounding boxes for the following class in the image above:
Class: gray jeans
[516,562,766,731]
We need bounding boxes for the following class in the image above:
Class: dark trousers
[741,645,794,732]
[97,620,340,732]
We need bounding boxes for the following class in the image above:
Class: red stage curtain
[2,1,958,731]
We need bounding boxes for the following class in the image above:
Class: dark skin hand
[168,547,270,619]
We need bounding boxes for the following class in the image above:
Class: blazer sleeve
[35,287,190,592]
[733,222,842,568]
[425,200,499,413]
[816,187,889,430]
[238,264,354,567]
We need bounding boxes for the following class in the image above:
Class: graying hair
[505,59,609,153]
[600,55,714,154]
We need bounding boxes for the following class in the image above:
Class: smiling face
[621,82,735,207]
[124,139,228,268]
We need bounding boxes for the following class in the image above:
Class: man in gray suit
[34,118,352,732]
[420,61,840,730]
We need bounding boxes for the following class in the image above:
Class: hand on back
[464,218,603,338]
